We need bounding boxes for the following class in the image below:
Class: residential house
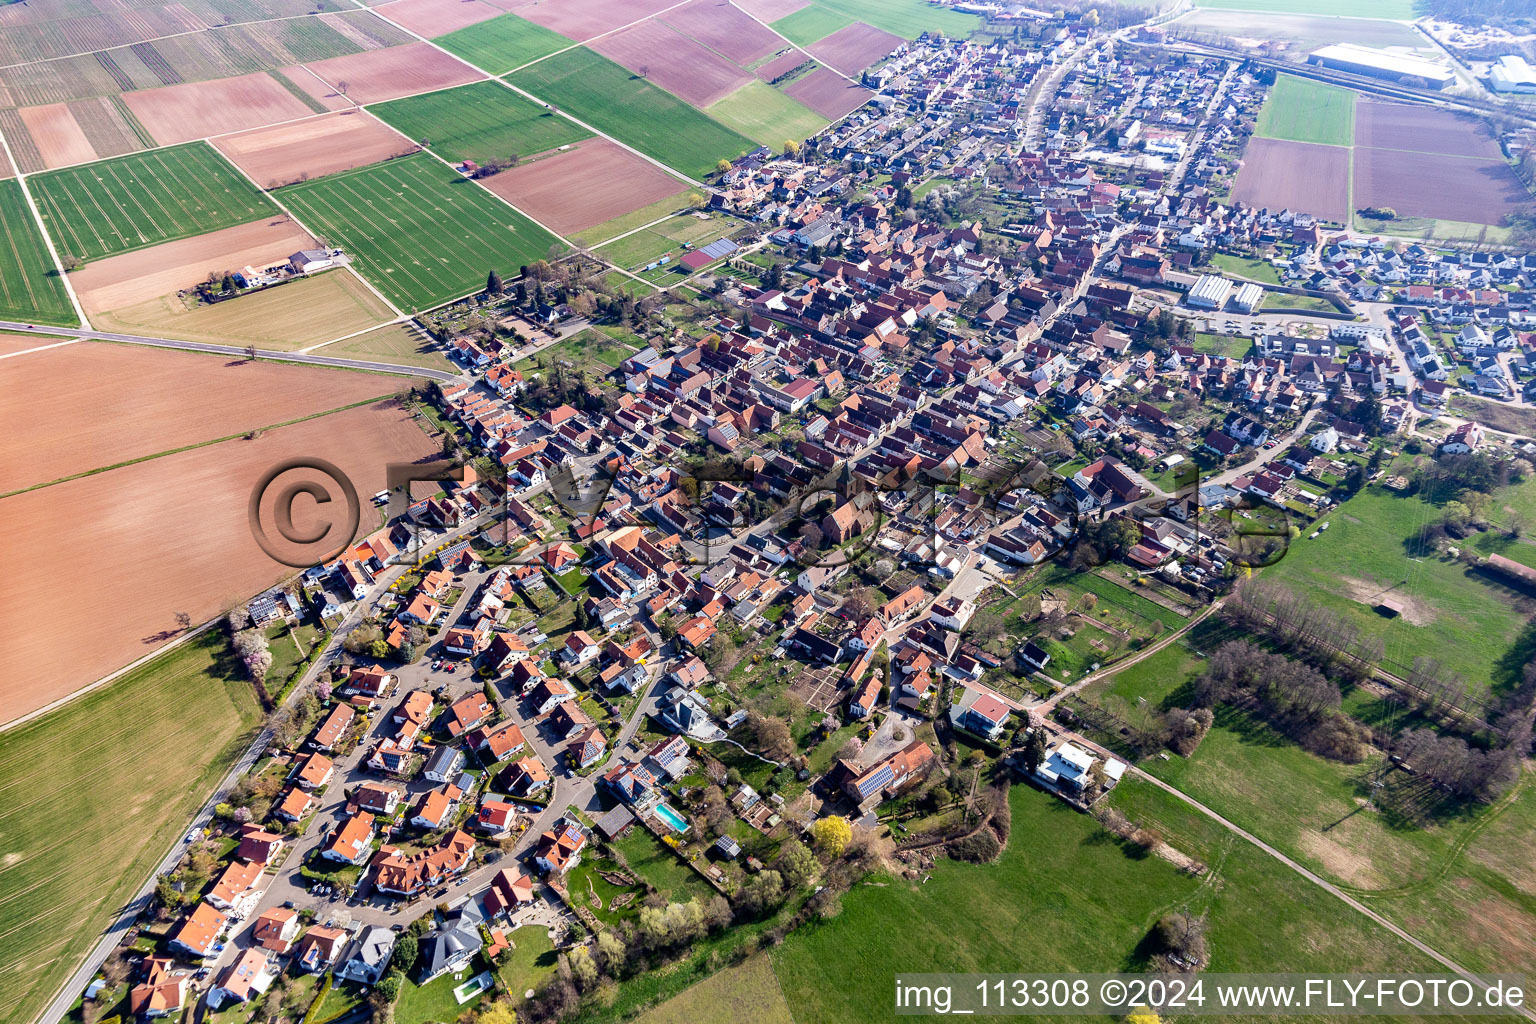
[209,950,274,1009]
[251,907,301,954]
[322,813,376,865]
[335,927,396,985]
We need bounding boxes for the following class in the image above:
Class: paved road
[0,320,461,382]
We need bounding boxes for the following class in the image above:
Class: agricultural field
[659,0,784,65]
[314,322,456,371]
[510,47,755,180]
[511,0,679,43]
[590,20,750,108]
[212,109,416,189]
[432,12,574,75]
[770,5,854,46]
[369,81,591,167]
[779,0,981,41]
[783,66,873,121]
[634,956,794,1024]
[0,179,78,326]
[1262,485,1531,690]
[276,151,564,311]
[567,191,696,248]
[1255,73,1356,147]
[88,269,395,350]
[0,631,263,1024]
[302,41,485,105]
[1232,137,1350,222]
[377,0,502,38]
[31,143,277,263]
[68,215,315,315]
[764,785,1441,1024]
[120,71,315,147]
[707,81,827,149]
[479,139,687,236]
[2,388,435,715]
[805,22,905,75]
[1172,9,1430,56]
[1192,0,1418,15]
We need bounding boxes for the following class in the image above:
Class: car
[432,659,443,670]
[446,663,457,673]
[282,901,295,909]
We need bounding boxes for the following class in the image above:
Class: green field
[634,956,794,1024]
[706,81,827,150]
[510,48,754,180]
[765,785,1439,1024]
[1255,73,1356,147]
[1209,252,1281,284]
[769,5,854,46]
[1194,0,1419,16]
[0,179,76,326]
[369,81,592,167]
[1263,485,1530,688]
[0,631,263,1024]
[1174,9,1427,52]
[433,13,574,75]
[276,152,563,311]
[32,143,277,263]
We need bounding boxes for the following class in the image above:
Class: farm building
[1308,44,1454,90]
[1231,282,1265,313]
[1490,55,1536,94]
[1187,274,1232,310]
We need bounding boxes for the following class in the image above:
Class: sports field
[433,12,575,75]
[707,81,827,149]
[369,81,591,167]
[276,151,564,311]
[87,268,395,351]
[0,631,262,1024]
[1255,73,1356,147]
[1194,0,1418,16]
[510,47,754,180]
[31,143,278,263]
[0,179,76,326]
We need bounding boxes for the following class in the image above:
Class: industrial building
[1490,55,1536,94]
[1187,274,1233,310]
[1231,282,1265,313]
[1308,43,1455,90]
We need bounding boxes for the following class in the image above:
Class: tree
[374,971,402,1004]
[777,838,819,888]
[716,158,732,174]
[391,932,419,974]
[1022,728,1047,776]
[750,712,794,761]
[245,342,258,362]
[810,815,852,858]
[476,1001,518,1024]
[1126,1008,1162,1024]
[487,269,503,296]
[783,139,801,158]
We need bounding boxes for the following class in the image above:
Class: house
[676,615,718,651]
[476,799,518,835]
[169,902,226,958]
[567,725,608,769]
[849,674,882,719]
[234,825,286,867]
[418,901,485,983]
[1440,421,1485,454]
[501,754,551,796]
[1018,641,1051,671]
[836,739,935,805]
[533,818,587,876]
[528,678,575,716]
[445,694,493,737]
[251,907,301,954]
[423,744,466,783]
[336,927,396,985]
[291,752,335,790]
[355,782,402,816]
[957,690,1012,740]
[928,596,974,631]
[209,950,274,1009]
[372,831,477,896]
[310,704,355,752]
[467,720,526,763]
[128,958,188,1019]
[410,787,460,830]
[560,630,600,667]
[206,859,264,913]
[345,664,394,699]
[294,925,350,974]
[1033,741,1125,797]
[273,786,315,823]
[484,868,536,917]
[322,812,376,864]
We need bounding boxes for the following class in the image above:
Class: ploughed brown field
[69,216,316,314]
[1232,137,1349,223]
[660,0,783,65]
[735,0,808,19]
[1355,100,1504,160]
[303,42,485,104]
[17,102,95,169]
[0,341,406,492]
[511,0,678,41]
[0,330,67,353]
[0,144,13,178]
[0,392,434,723]
[784,66,873,120]
[120,72,315,147]
[480,138,685,234]
[806,22,903,75]
[375,0,502,36]
[756,51,811,83]
[213,110,416,189]
[1353,147,1531,225]
[276,65,355,111]
[590,18,749,108]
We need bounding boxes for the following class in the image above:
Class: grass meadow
[32,143,276,263]
[0,179,77,326]
[1255,73,1356,148]
[706,81,827,149]
[1193,0,1419,16]
[369,80,591,166]
[510,48,754,180]
[776,0,981,41]
[317,322,455,371]
[769,5,853,46]
[276,151,563,311]
[0,630,262,1024]
[433,13,574,75]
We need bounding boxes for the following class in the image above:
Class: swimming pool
[654,801,689,834]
